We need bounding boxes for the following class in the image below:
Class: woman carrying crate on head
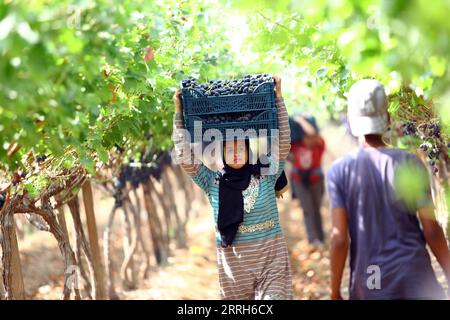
[172,75,293,300]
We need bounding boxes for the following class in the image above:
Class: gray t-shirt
[326,147,445,299]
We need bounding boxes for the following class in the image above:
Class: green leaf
[97,147,109,164]
[24,181,38,198]
[429,56,447,77]
[394,161,430,211]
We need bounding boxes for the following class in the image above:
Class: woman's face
[224,140,248,169]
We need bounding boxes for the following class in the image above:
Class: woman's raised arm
[273,75,291,161]
[172,90,201,176]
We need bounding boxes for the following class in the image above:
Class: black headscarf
[218,139,287,248]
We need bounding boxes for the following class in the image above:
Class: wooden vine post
[56,206,69,240]
[0,194,25,300]
[140,182,168,266]
[81,180,106,300]
[8,219,25,300]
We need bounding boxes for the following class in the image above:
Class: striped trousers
[216,235,293,300]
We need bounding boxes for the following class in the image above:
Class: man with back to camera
[327,79,450,300]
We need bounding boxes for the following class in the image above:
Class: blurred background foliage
[224,0,450,214]
[227,0,450,122]
[0,0,236,173]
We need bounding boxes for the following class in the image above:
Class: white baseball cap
[347,79,388,136]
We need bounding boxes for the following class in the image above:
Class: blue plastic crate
[181,81,278,142]
[187,109,278,142]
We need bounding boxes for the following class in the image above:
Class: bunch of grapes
[402,122,417,135]
[181,74,273,97]
[114,143,125,153]
[140,150,169,182]
[112,176,125,208]
[112,151,172,208]
[427,123,441,138]
[402,121,443,173]
[35,154,47,163]
[0,192,6,211]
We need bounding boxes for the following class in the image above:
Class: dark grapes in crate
[200,112,259,125]
[181,74,273,97]
[181,74,278,142]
